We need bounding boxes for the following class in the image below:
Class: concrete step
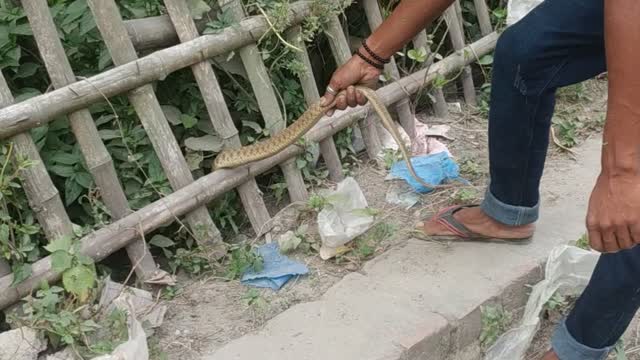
[203,139,601,360]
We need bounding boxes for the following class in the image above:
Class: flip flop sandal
[413,204,533,245]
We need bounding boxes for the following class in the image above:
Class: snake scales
[212,86,452,190]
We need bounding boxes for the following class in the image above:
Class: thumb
[321,77,342,107]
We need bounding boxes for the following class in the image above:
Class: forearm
[602,0,640,175]
[363,0,455,59]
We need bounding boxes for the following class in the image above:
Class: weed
[557,83,588,103]
[382,149,402,170]
[160,286,181,301]
[169,247,212,276]
[479,305,511,348]
[351,222,395,260]
[307,193,329,212]
[458,157,483,178]
[243,288,268,308]
[451,188,479,204]
[575,233,590,250]
[545,292,568,312]
[553,117,579,148]
[224,244,264,280]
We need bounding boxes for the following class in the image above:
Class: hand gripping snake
[212,86,454,190]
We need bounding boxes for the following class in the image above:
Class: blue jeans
[480,0,640,358]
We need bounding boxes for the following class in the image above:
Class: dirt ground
[155,78,611,360]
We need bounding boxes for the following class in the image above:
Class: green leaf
[478,54,494,65]
[62,265,96,301]
[242,120,262,133]
[98,129,121,140]
[49,165,75,178]
[11,23,32,36]
[161,105,182,125]
[76,254,94,266]
[62,0,88,27]
[184,135,223,152]
[98,47,112,71]
[14,62,39,79]
[150,235,175,248]
[180,114,198,129]
[75,172,93,189]
[50,152,80,165]
[11,263,32,285]
[51,251,73,273]
[65,177,84,205]
[44,236,72,253]
[187,0,211,20]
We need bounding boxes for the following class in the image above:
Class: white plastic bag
[318,177,374,260]
[507,0,543,25]
[485,245,600,360]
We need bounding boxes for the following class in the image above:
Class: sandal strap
[435,205,480,239]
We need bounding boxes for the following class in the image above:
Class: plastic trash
[389,152,467,193]
[241,243,309,290]
[485,245,600,360]
[507,0,542,25]
[98,278,167,328]
[317,177,375,260]
[386,183,421,209]
[93,295,149,360]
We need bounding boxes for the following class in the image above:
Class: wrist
[352,49,384,73]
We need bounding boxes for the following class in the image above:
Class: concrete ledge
[203,139,601,360]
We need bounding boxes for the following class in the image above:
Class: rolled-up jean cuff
[551,319,613,360]
[480,188,539,226]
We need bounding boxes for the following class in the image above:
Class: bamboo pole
[124,9,217,51]
[444,4,477,106]
[218,0,308,202]
[412,31,449,118]
[22,0,158,281]
[0,32,499,310]
[286,26,344,182]
[473,0,493,36]
[88,0,223,249]
[163,0,271,233]
[0,2,312,140]
[361,0,416,139]
[324,16,382,160]
[0,73,74,245]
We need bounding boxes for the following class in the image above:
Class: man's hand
[587,172,640,252]
[586,0,640,253]
[320,56,381,116]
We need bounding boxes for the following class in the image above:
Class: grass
[480,304,511,348]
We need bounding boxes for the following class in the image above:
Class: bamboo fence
[0,0,498,309]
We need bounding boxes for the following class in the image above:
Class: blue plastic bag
[241,243,309,290]
[390,152,467,193]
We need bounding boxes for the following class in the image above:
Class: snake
[212,86,453,190]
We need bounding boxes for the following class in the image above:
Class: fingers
[588,229,604,252]
[615,225,634,250]
[346,86,357,108]
[602,230,618,253]
[356,90,367,106]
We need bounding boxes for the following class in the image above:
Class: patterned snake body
[213,86,451,190]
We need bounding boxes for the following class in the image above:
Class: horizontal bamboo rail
[0,32,498,309]
[0,1,313,140]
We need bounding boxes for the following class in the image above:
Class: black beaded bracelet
[355,49,385,70]
[362,40,390,64]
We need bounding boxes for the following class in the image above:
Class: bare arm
[322,0,454,111]
[586,0,640,252]
[601,0,640,175]
[363,0,455,58]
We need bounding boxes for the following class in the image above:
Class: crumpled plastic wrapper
[317,177,374,260]
[92,295,149,360]
[485,245,599,360]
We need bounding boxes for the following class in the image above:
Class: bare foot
[540,350,559,360]
[416,206,535,240]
